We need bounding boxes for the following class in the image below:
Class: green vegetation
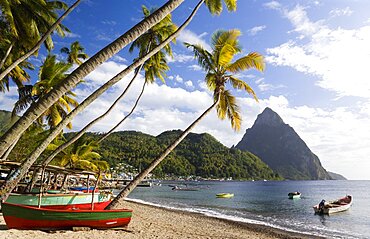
[75,130,281,180]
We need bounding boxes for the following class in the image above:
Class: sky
[1,0,370,179]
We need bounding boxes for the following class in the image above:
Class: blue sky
[1,0,370,179]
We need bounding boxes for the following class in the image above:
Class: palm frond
[184,43,213,72]
[228,76,258,101]
[227,52,265,73]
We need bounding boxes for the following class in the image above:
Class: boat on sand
[313,195,352,214]
[1,202,132,230]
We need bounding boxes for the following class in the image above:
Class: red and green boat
[1,202,132,230]
[5,192,112,210]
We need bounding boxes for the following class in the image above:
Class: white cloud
[166,52,194,63]
[283,5,323,36]
[177,29,211,51]
[175,75,183,83]
[264,1,281,10]
[248,25,266,36]
[111,55,127,63]
[187,64,203,71]
[184,80,193,88]
[266,5,370,98]
[329,7,353,17]
[65,32,81,38]
[0,87,18,112]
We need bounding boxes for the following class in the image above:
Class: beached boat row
[0,162,133,230]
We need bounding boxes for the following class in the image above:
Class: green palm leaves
[205,0,237,15]
[13,55,78,129]
[186,29,265,131]
[61,41,88,65]
[52,139,109,173]
[130,5,177,84]
[0,0,69,51]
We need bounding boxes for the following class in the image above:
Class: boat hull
[216,193,234,198]
[2,202,132,230]
[313,195,352,214]
[6,192,111,207]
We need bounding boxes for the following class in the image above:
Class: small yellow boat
[216,193,234,198]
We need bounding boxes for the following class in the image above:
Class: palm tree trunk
[105,95,219,209]
[98,80,146,143]
[0,0,185,157]
[0,0,81,82]
[0,135,18,162]
[0,0,202,202]
[40,65,143,168]
[0,43,13,70]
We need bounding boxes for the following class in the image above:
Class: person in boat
[318,199,326,213]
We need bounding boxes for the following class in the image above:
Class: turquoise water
[120,180,370,239]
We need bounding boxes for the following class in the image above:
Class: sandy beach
[0,200,320,239]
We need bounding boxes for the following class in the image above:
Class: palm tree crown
[13,55,78,129]
[129,5,177,83]
[60,41,88,65]
[185,29,265,131]
[0,0,69,51]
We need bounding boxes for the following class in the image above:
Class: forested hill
[78,130,281,180]
[0,110,18,135]
[1,109,280,180]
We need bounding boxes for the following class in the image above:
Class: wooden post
[86,174,90,193]
[37,167,46,208]
[91,173,100,210]
[61,174,68,190]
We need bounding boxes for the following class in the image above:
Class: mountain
[328,171,347,180]
[235,107,331,180]
[75,130,282,180]
[0,110,18,135]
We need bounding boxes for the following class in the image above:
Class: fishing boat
[6,191,112,208]
[1,202,132,230]
[288,191,301,199]
[313,195,353,214]
[171,185,199,191]
[216,193,234,198]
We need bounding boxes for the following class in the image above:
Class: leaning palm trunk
[98,80,146,143]
[106,95,219,209]
[0,0,202,201]
[39,65,143,169]
[0,135,18,161]
[0,0,81,82]
[0,0,185,157]
[0,43,13,70]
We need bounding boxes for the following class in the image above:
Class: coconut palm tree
[0,18,34,92]
[0,0,235,201]
[0,0,186,158]
[0,0,235,157]
[0,0,81,87]
[106,29,264,209]
[0,0,69,51]
[12,55,78,129]
[52,140,101,169]
[37,5,176,168]
[61,41,88,65]
[0,0,71,88]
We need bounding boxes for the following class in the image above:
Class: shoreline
[0,200,324,239]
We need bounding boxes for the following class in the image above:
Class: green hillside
[0,110,18,135]
[75,130,282,180]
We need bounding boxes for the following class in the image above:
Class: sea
[117,180,370,239]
